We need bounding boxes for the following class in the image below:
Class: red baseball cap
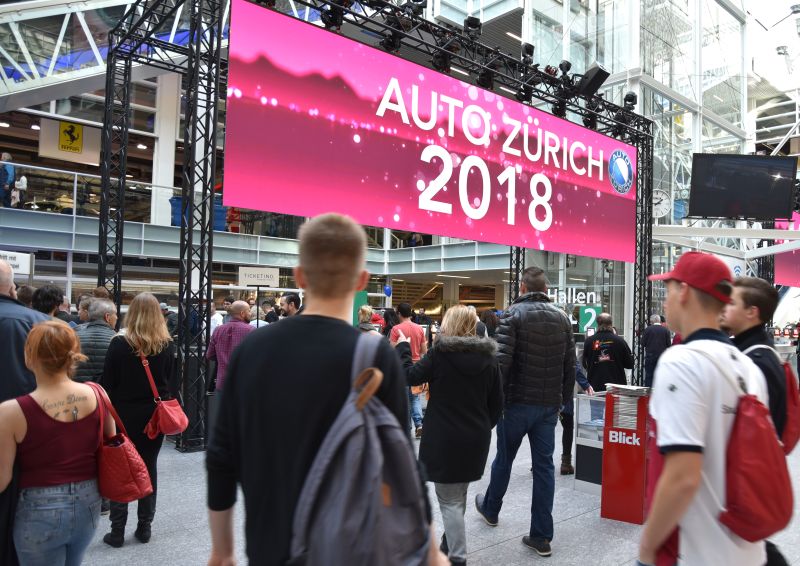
[648,251,733,304]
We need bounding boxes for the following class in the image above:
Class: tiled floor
[82,426,800,565]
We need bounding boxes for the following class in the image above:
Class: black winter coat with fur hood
[397,335,503,483]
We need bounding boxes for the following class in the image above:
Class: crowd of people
[0,216,795,566]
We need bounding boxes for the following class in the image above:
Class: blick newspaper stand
[600,387,650,524]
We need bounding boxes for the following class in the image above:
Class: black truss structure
[98,0,225,452]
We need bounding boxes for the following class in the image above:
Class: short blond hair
[358,304,373,324]
[440,305,477,338]
[298,214,366,299]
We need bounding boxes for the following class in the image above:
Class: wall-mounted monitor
[688,154,797,220]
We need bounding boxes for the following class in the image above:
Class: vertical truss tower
[98,0,225,451]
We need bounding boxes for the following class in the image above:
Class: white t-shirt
[650,335,769,566]
[210,312,224,335]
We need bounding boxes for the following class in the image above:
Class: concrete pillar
[494,284,506,309]
[442,280,460,309]
[151,73,181,226]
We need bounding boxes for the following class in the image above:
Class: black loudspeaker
[575,63,610,98]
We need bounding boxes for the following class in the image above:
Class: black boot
[103,528,124,548]
[134,522,152,543]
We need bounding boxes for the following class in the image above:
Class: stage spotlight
[521,43,534,66]
[476,69,494,90]
[432,50,451,73]
[380,30,402,52]
[402,0,426,15]
[544,65,558,77]
[623,91,638,110]
[515,84,533,103]
[559,60,572,75]
[552,99,567,118]
[463,16,482,39]
[582,97,603,130]
[321,2,346,29]
[575,62,610,97]
[361,0,385,8]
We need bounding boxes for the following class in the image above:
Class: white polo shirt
[650,330,769,566]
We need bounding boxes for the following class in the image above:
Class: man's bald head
[229,300,251,321]
[0,260,15,298]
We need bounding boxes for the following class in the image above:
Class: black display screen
[688,154,797,220]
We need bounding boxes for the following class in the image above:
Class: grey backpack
[288,333,430,566]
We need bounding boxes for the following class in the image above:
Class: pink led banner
[224,0,638,262]
[775,214,800,287]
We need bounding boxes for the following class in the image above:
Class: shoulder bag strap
[88,381,105,445]
[742,344,784,365]
[86,381,129,437]
[139,354,161,401]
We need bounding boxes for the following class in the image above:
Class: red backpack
[743,345,800,454]
[691,348,793,542]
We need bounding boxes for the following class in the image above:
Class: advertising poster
[224,0,638,262]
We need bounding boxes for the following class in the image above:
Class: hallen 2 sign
[547,287,599,304]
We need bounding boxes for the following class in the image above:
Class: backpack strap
[742,344,784,366]
[352,333,384,411]
[351,332,381,382]
[683,344,749,395]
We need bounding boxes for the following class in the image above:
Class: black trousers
[110,404,164,530]
[560,411,574,459]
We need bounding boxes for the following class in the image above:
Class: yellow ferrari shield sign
[59,121,83,154]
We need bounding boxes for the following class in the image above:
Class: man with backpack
[206,214,444,566]
[639,252,770,566]
[720,276,790,566]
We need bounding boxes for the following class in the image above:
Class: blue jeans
[408,388,423,429]
[482,404,558,541]
[14,479,101,566]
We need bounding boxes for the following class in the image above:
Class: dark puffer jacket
[496,291,576,407]
[74,321,117,382]
[398,335,502,483]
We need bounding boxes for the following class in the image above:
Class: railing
[0,160,454,249]
[0,160,306,240]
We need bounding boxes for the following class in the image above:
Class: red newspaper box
[600,387,650,524]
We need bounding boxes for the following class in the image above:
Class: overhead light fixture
[321,0,349,29]
[499,86,516,95]
[0,122,10,128]
[401,0,426,16]
[136,143,147,150]
[623,91,638,111]
[569,277,587,282]
[583,95,604,130]
[463,16,482,39]
[125,174,133,178]
[432,50,450,73]
[521,43,534,66]
[380,30,402,52]
[31,124,40,131]
[476,68,494,90]
[551,99,567,118]
[515,84,533,103]
[506,31,523,42]
[558,60,572,75]
[436,274,471,279]
[451,66,470,77]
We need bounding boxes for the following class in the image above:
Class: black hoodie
[397,336,503,483]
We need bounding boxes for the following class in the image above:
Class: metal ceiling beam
[653,225,800,241]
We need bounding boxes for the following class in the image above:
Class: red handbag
[87,382,153,503]
[140,355,189,439]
